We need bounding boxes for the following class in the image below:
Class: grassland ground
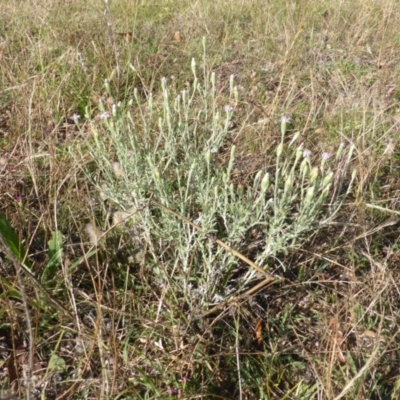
[1,0,400,399]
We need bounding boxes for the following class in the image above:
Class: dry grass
[1,0,400,399]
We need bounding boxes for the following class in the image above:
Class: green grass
[1,0,400,399]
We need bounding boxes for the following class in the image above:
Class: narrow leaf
[42,230,63,283]
[0,213,30,268]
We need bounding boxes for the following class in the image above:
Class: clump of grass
[78,40,356,311]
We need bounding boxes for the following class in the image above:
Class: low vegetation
[1,0,400,399]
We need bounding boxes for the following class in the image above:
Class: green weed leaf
[48,353,67,373]
[42,230,63,283]
[0,213,29,267]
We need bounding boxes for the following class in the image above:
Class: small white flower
[68,113,81,123]
[321,152,331,160]
[224,105,234,113]
[212,294,224,303]
[98,111,110,120]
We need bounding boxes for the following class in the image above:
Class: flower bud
[229,74,235,93]
[191,58,196,75]
[230,145,236,159]
[289,131,301,147]
[309,167,319,183]
[305,186,315,203]
[205,151,211,165]
[284,175,293,194]
[276,143,284,158]
[280,116,291,136]
[261,173,270,192]
[321,172,333,188]
[300,159,309,176]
